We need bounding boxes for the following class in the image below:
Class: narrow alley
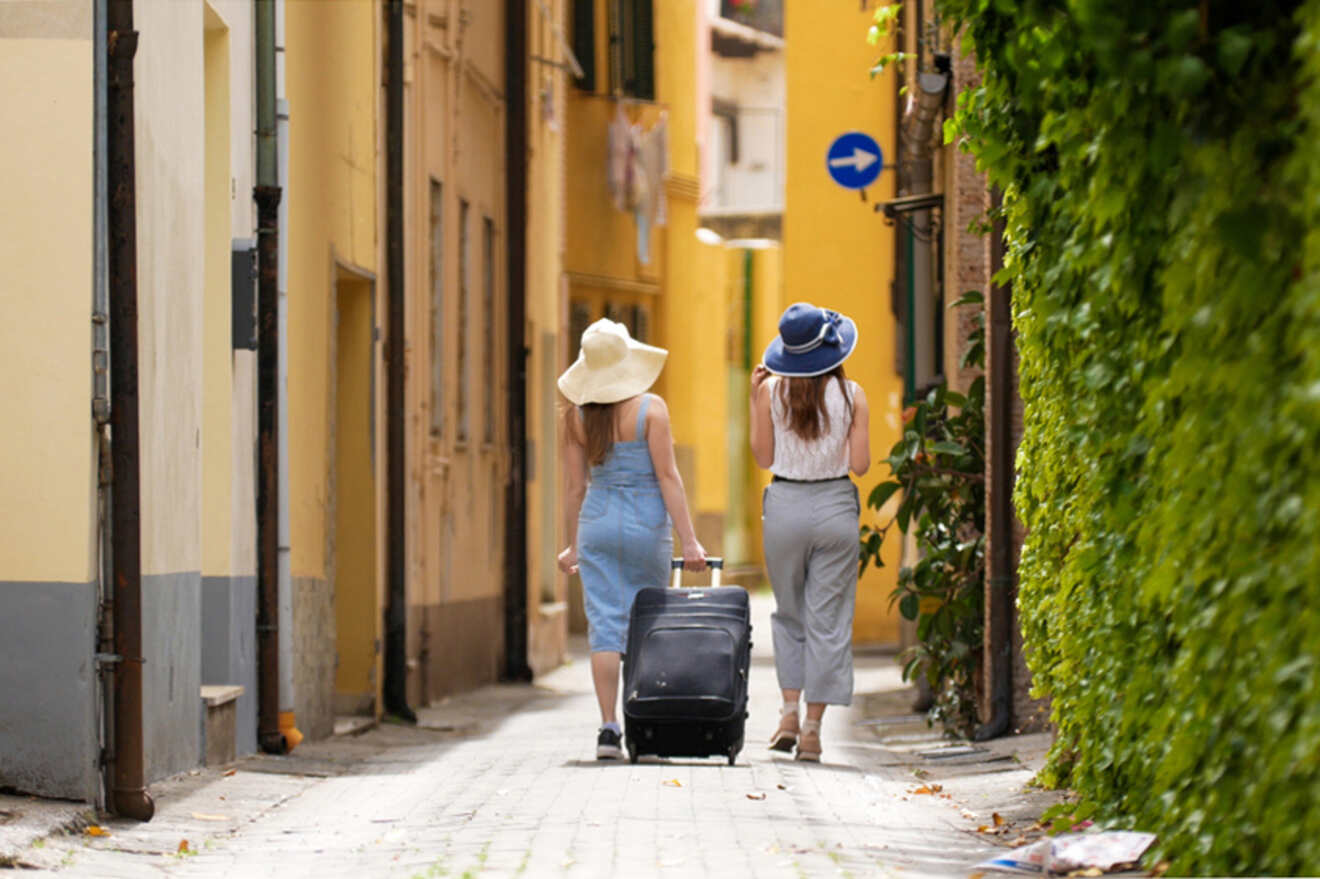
[3,594,1057,878]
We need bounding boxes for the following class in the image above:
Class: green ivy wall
[938,1,1320,873]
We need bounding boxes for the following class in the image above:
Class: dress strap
[634,394,651,440]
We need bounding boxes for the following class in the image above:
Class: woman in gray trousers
[750,303,870,762]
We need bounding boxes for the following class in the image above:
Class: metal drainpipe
[274,0,302,751]
[503,0,532,683]
[93,0,114,813]
[975,188,1014,742]
[105,0,154,821]
[255,0,288,754]
[897,69,947,401]
[383,0,416,722]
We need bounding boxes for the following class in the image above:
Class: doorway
[331,271,380,717]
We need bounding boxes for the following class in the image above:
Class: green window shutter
[572,0,595,92]
[631,0,654,100]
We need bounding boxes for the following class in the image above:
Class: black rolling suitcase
[622,558,751,765]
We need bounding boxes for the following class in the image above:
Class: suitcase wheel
[628,741,639,764]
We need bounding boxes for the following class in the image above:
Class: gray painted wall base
[143,572,201,783]
[201,575,257,756]
[293,576,336,741]
[0,580,99,802]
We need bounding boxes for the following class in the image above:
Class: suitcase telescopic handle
[671,557,724,588]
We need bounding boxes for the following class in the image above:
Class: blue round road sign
[826,132,883,190]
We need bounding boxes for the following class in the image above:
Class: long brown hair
[580,402,617,466]
[777,365,852,441]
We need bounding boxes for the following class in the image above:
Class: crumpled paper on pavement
[1048,831,1157,873]
[974,831,1157,874]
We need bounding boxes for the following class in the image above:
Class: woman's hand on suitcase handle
[557,545,579,576]
[682,537,707,572]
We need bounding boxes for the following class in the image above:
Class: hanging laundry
[607,105,630,212]
[606,104,668,264]
[641,113,669,229]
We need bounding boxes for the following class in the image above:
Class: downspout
[93,0,113,812]
[254,0,288,754]
[975,188,1014,742]
[105,0,154,821]
[383,0,415,721]
[503,0,532,683]
[275,0,302,749]
[897,68,947,401]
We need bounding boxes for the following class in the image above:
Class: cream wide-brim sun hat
[557,318,668,406]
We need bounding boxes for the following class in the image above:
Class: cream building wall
[200,0,259,759]
[133,0,208,781]
[0,2,100,802]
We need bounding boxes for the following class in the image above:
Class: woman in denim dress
[557,319,706,759]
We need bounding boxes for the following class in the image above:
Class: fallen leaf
[993,812,1005,827]
[977,825,990,833]
[177,839,190,853]
[84,826,109,837]
[1150,860,1171,876]
[662,779,682,788]
[1008,836,1031,848]
[776,783,789,791]
[222,769,236,777]
[1070,869,1103,878]
[969,873,986,879]
[911,786,933,795]
[191,812,228,822]
[746,792,767,801]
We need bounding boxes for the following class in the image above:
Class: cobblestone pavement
[8,594,1061,878]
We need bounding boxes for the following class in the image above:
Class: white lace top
[769,377,857,480]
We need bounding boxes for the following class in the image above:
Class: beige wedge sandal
[795,719,822,762]
[768,704,799,752]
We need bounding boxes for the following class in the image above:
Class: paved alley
[5,594,1059,878]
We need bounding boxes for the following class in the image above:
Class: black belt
[771,475,851,484]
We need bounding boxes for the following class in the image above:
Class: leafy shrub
[933,0,1320,873]
[860,295,986,737]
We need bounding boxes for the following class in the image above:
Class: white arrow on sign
[829,147,879,173]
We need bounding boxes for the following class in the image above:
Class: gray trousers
[761,478,860,706]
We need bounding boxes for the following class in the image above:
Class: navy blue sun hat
[762,302,858,377]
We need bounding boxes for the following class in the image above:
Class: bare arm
[557,408,588,574]
[749,366,775,469]
[644,395,707,571]
[848,383,871,476]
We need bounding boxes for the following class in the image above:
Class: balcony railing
[719,0,782,38]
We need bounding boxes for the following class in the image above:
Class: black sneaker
[596,727,623,760]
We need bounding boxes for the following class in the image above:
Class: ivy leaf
[899,591,920,620]
[1217,29,1254,77]
[930,441,967,456]
[1158,55,1211,98]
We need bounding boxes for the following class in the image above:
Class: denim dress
[577,395,672,653]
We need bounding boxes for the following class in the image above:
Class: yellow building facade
[779,2,904,644]
[563,0,736,618]
[285,0,385,735]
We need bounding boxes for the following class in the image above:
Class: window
[569,301,592,364]
[457,199,470,444]
[429,180,444,436]
[482,217,496,444]
[609,0,654,100]
[571,0,596,92]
